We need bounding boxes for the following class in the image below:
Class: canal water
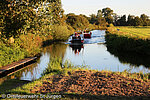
[1,30,150,81]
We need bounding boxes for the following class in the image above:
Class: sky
[62,0,150,17]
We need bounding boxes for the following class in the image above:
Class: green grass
[107,26,150,40]
[42,57,90,76]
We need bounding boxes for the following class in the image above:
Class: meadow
[107,26,150,40]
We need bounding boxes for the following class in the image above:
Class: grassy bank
[0,24,73,68]
[1,58,149,99]
[105,26,150,55]
[0,34,43,67]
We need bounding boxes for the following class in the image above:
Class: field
[107,26,150,40]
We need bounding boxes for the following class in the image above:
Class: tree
[127,15,135,26]
[102,7,114,24]
[89,14,97,24]
[96,10,106,26]
[66,14,89,30]
[140,14,149,26]
[49,0,65,24]
[134,16,143,26]
[113,13,119,26]
[116,15,127,26]
[97,10,103,18]
[0,0,65,39]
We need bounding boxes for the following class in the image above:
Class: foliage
[116,15,127,26]
[0,33,43,67]
[42,57,89,76]
[0,0,65,39]
[66,14,90,30]
[89,14,97,24]
[0,0,35,38]
[115,14,150,26]
[51,25,74,41]
[140,14,150,26]
[102,7,114,24]
[89,11,107,27]
[16,34,43,56]
[0,41,26,67]
[49,0,65,24]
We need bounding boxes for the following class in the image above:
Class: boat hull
[84,33,91,38]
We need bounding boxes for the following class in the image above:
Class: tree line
[88,7,150,26]
[65,7,150,31]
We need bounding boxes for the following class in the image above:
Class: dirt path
[31,70,150,97]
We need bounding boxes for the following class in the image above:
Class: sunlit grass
[107,26,150,40]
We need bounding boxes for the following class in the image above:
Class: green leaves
[0,0,64,39]
[66,14,89,30]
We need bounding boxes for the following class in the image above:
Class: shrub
[0,41,26,67]
[51,25,74,41]
[16,34,42,56]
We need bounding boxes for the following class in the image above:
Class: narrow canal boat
[70,32,84,45]
[83,32,92,38]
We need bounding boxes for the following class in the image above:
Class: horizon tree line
[88,7,150,26]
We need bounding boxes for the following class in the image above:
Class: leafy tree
[127,15,135,26]
[0,0,35,38]
[89,14,97,24]
[97,10,103,18]
[116,15,127,26]
[0,0,65,39]
[113,13,119,26]
[102,7,114,24]
[96,10,107,26]
[49,0,65,24]
[140,14,149,26]
[66,14,89,30]
[134,16,143,26]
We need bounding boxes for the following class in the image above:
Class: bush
[51,25,74,41]
[16,34,43,56]
[0,41,26,67]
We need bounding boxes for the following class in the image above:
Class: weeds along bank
[0,34,43,67]
[0,25,73,68]
[105,27,150,55]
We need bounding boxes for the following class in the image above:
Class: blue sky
[62,0,150,17]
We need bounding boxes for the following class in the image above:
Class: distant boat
[83,32,92,38]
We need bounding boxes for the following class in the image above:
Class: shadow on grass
[0,79,30,94]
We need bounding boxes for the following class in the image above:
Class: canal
[1,30,150,82]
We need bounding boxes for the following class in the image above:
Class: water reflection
[107,48,150,68]
[69,44,84,55]
[0,43,68,81]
